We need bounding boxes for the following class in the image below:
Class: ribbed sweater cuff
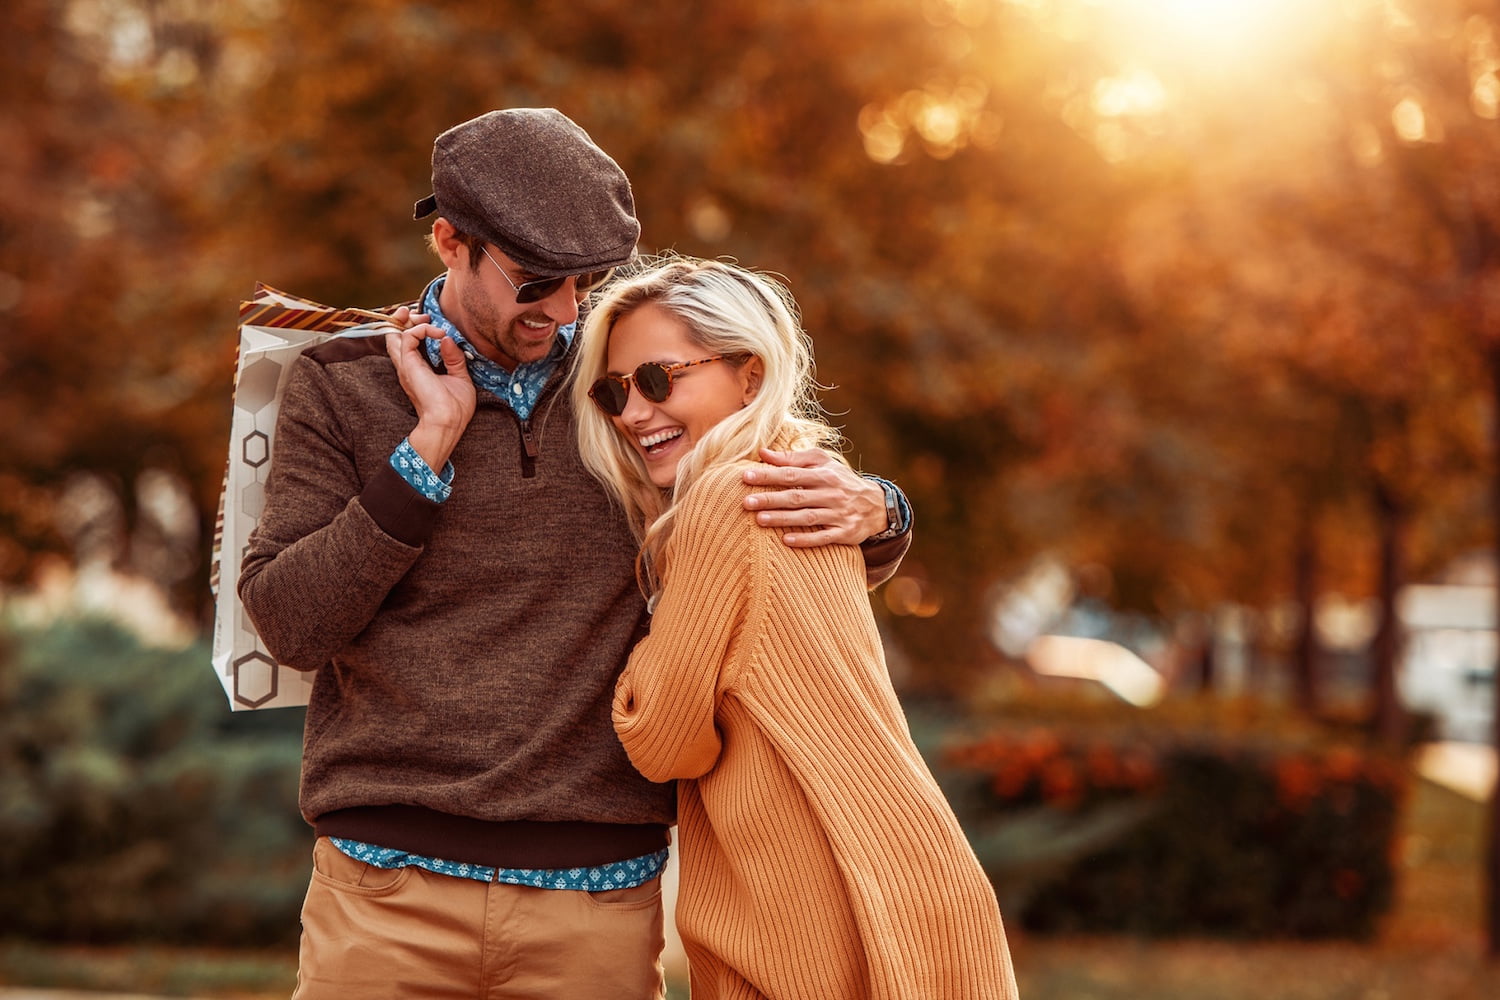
[359,461,441,547]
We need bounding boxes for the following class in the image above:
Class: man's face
[439,237,584,370]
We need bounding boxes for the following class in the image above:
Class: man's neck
[433,272,523,371]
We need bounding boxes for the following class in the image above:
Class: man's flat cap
[413,109,639,276]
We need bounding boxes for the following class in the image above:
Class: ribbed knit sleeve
[612,466,756,782]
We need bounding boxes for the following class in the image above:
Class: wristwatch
[868,477,904,541]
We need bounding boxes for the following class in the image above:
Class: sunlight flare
[1090,0,1311,65]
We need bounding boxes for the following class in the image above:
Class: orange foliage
[0,0,1496,694]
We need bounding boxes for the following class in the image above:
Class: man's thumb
[436,334,467,372]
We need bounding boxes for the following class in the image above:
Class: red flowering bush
[940,700,1408,940]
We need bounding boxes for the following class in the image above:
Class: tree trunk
[1487,343,1500,959]
[1291,508,1321,716]
[1195,635,1216,692]
[1368,478,1406,748]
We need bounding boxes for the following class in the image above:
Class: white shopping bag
[209,284,400,710]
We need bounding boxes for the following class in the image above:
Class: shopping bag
[209,284,400,710]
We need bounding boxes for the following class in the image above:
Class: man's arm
[742,448,913,588]
[237,353,430,669]
[238,316,478,669]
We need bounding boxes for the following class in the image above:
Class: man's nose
[537,280,582,326]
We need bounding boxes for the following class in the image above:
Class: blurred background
[3,0,1500,996]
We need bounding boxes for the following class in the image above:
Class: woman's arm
[613,467,760,782]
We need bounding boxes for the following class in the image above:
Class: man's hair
[571,255,845,595]
[425,228,487,273]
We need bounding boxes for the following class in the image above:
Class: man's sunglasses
[588,357,726,417]
[481,246,614,304]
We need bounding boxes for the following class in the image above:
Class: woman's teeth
[639,428,684,452]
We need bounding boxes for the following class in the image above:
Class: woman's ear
[740,357,764,404]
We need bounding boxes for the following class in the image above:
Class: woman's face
[604,302,758,488]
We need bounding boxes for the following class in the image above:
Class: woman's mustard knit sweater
[613,461,1019,1000]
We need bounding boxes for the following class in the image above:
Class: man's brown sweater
[239,332,674,867]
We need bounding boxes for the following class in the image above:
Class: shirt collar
[418,274,576,373]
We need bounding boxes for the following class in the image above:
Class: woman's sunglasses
[587,357,726,417]
[482,246,614,304]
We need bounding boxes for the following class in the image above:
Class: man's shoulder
[280,332,406,422]
[302,332,391,368]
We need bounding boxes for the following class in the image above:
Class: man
[239,108,911,999]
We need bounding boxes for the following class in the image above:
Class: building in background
[1399,554,1496,745]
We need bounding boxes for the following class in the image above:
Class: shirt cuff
[390,438,455,503]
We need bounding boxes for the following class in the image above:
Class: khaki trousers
[292,836,667,1000]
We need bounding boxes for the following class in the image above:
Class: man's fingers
[746,486,839,511]
[777,526,842,547]
[743,467,841,494]
[758,447,831,469]
[743,465,795,488]
[434,333,466,371]
[754,505,837,526]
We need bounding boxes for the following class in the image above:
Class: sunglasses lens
[515,277,566,304]
[577,268,614,294]
[634,363,674,403]
[589,377,628,416]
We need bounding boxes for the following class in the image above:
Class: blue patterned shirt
[391,438,454,502]
[331,838,669,891]
[385,274,574,497]
[363,277,661,891]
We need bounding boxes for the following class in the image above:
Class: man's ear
[740,358,764,404]
[432,218,467,270]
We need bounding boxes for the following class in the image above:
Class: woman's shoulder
[677,460,759,525]
[663,461,764,578]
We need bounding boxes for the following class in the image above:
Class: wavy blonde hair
[572,256,845,595]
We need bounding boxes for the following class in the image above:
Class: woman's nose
[617,379,654,425]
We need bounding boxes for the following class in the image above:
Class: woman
[573,258,1019,999]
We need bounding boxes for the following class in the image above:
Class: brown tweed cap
[413,108,640,276]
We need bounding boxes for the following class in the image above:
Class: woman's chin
[648,464,680,489]
[642,439,689,489]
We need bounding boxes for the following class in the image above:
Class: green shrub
[939,693,1408,940]
[0,618,309,946]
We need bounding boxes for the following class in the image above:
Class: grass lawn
[2,775,1497,999]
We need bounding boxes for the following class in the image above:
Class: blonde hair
[572,256,845,595]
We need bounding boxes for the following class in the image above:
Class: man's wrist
[391,437,455,503]
[863,475,908,541]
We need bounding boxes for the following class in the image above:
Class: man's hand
[742,448,887,547]
[385,320,477,470]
